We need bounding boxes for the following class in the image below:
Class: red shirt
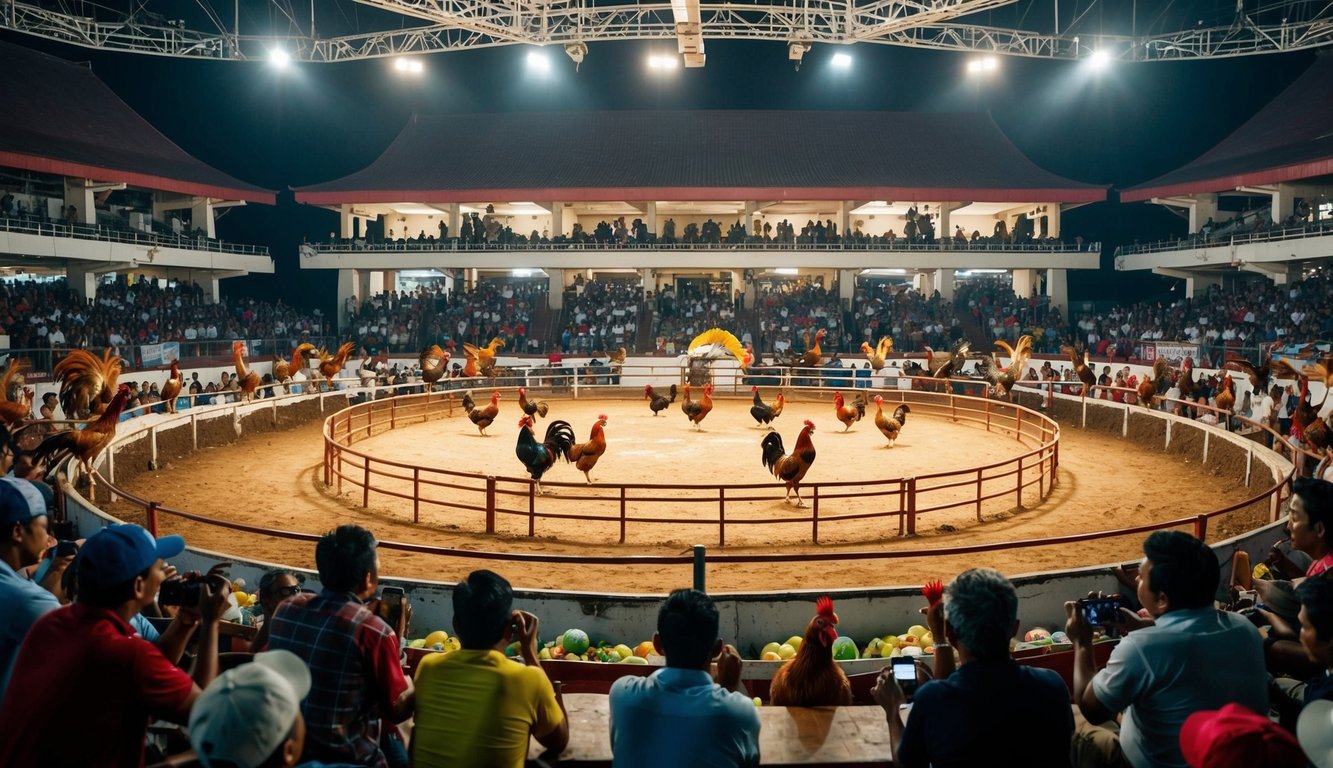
[1309,553,1333,578]
[0,604,195,768]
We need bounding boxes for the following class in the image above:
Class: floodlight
[647,54,679,70]
[269,48,291,70]
[1087,49,1111,70]
[831,52,852,70]
[394,57,424,75]
[526,50,551,74]
[966,56,998,74]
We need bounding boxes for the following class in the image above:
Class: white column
[1189,194,1219,232]
[933,269,955,301]
[837,269,857,306]
[339,205,354,238]
[550,203,565,238]
[367,271,386,296]
[447,204,462,239]
[645,201,658,238]
[65,264,98,303]
[1011,268,1036,298]
[191,198,216,239]
[937,204,952,244]
[1046,268,1068,314]
[1272,184,1297,224]
[1046,205,1062,239]
[1185,273,1221,298]
[837,202,850,241]
[337,269,359,331]
[207,277,221,304]
[547,268,564,310]
[63,179,95,225]
[914,273,931,294]
[641,269,655,293]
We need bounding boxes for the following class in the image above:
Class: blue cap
[0,477,48,525]
[77,524,185,586]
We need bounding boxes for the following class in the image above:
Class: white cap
[1300,699,1333,768]
[189,650,312,768]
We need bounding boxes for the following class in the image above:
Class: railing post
[486,476,497,534]
[1195,514,1209,541]
[362,459,370,508]
[693,544,707,593]
[905,477,917,536]
[528,482,536,537]
[812,485,820,544]
[975,468,983,522]
[391,398,397,429]
[619,486,627,544]
[413,467,420,524]
[718,487,726,547]
[145,501,159,537]
[1016,456,1024,511]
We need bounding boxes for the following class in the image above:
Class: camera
[158,577,203,607]
[892,656,918,699]
[1078,595,1126,636]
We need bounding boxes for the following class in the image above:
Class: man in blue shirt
[0,477,63,698]
[609,589,759,768]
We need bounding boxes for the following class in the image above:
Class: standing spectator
[609,588,759,767]
[1067,531,1267,768]
[411,569,567,767]
[267,525,414,768]
[188,650,313,768]
[0,478,64,697]
[873,568,1073,767]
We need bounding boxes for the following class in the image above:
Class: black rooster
[515,417,576,495]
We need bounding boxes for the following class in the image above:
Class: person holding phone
[871,568,1073,768]
[0,478,64,699]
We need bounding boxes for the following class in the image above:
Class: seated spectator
[267,525,413,768]
[609,588,759,767]
[1255,477,1333,632]
[188,650,312,768]
[0,523,230,766]
[1271,575,1333,730]
[248,569,306,652]
[873,568,1073,768]
[411,569,567,767]
[1177,703,1302,768]
[1067,531,1267,768]
[0,478,66,697]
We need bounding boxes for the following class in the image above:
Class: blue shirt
[0,564,60,699]
[609,667,760,768]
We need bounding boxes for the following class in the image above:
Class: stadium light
[268,48,291,70]
[393,57,425,75]
[1087,49,1112,71]
[526,50,552,75]
[966,56,998,74]
[831,52,852,70]
[647,54,679,71]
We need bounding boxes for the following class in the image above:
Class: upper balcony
[1113,221,1333,274]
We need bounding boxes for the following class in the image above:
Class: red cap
[1179,704,1302,768]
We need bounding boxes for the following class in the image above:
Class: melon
[832,636,859,661]
[562,629,591,655]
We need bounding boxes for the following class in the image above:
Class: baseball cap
[1179,703,1303,768]
[189,650,312,768]
[1299,699,1333,768]
[0,477,49,525]
[76,523,185,586]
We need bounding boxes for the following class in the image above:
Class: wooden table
[529,693,895,766]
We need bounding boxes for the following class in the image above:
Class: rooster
[1176,358,1198,400]
[518,387,549,421]
[515,416,575,495]
[923,339,972,379]
[159,361,183,414]
[54,348,122,419]
[233,347,261,402]
[750,386,784,429]
[0,359,33,426]
[1215,374,1236,415]
[681,383,714,430]
[608,347,627,366]
[645,384,677,416]
[768,596,852,707]
[1061,344,1097,400]
[1138,358,1169,408]
[463,337,505,376]
[29,384,133,484]
[833,391,866,431]
[419,345,451,391]
[796,329,827,370]
[761,419,817,507]
[462,391,501,436]
[273,343,315,391]
[566,414,608,484]
[873,397,910,447]
[312,342,357,391]
[1224,342,1285,393]
[986,336,1033,400]
[860,336,894,372]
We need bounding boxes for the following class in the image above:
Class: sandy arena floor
[107,394,1270,593]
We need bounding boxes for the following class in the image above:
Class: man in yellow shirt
[411,570,568,767]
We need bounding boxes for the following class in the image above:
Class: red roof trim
[0,151,276,205]
[1121,157,1333,203]
[295,185,1107,206]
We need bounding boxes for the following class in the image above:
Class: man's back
[411,649,563,768]
[609,668,760,768]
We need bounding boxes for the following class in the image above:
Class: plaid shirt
[268,590,409,768]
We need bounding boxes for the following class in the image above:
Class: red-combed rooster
[768,596,852,707]
[419,345,450,391]
[833,391,866,431]
[1062,344,1097,400]
[750,386,784,429]
[518,387,550,421]
[681,383,714,430]
[233,347,261,402]
[1215,373,1236,415]
[645,384,677,416]
[0,359,32,427]
[462,390,501,435]
[566,414,608,484]
[159,361,183,414]
[54,347,122,420]
[515,416,575,495]
[796,328,828,370]
[273,343,315,390]
[861,336,894,372]
[313,342,357,391]
[761,419,817,507]
[1138,358,1169,409]
[29,384,133,484]
[464,337,505,376]
[873,396,910,447]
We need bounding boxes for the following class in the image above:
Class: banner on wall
[1145,343,1198,365]
[139,342,180,367]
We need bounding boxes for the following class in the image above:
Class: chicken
[462,390,501,435]
[873,397,910,447]
[1224,342,1284,392]
[1061,344,1097,399]
[463,337,505,376]
[749,386,784,429]
[645,384,677,416]
[419,345,451,391]
[860,336,894,372]
[159,361,183,414]
[0,359,32,426]
[1215,374,1236,415]
[1138,358,1169,408]
[313,342,358,390]
[681,383,714,430]
[233,346,261,402]
[1176,358,1197,400]
[565,414,608,484]
[833,391,866,431]
[515,416,575,495]
[923,339,972,379]
[518,387,549,421]
[761,419,817,507]
[29,384,133,485]
[768,596,851,707]
[273,343,315,390]
[986,336,1033,400]
[54,347,122,420]
[608,347,627,365]
[796,328,828,370]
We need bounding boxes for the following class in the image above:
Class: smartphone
[378,586,406,633]
[55,540,78,557]
[892,656,918,699]
[1078,595,1126,636]
[158,578,202,607]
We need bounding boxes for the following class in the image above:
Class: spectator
[873,568,1073,768]
[1177,703,1302,768]
[1067,531,1267,768]
[267,525,414,768]
[1271,575,1333,730]
[1255,477,1333,635]
[609,588,759,767]
[249,569,306,652]
[411,569,567,766]
[0,478,66,697]
[0,523,230,766]
[188,649,313,768]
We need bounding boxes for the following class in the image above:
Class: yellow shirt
[412,648,563,768]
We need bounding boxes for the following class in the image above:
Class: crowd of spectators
[653,282,742,354]
[0,194,259,255]
[558,279,643,355]
[348,279,545,356]
[852,281,960,354]
[952,277,1072,354]
[1122,203,1332,255]
[750,282,846,359]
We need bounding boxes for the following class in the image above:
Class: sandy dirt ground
[106,394,1270,593]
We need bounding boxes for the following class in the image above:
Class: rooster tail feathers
[462,391,476,413]
[894,404,910,423]
[545,420,577,459]
[761,431,785,469]
[687,328,746,363]
[668,384,678,403]
[535,401,549,417]
[0,358,28,397]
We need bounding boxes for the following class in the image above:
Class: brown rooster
[645,384,677,416]
[768,596,852,707]
[1138,358,1169,408]
[1215,373,1236,416]
[159,361,183,414]
[860,336,894,372]
[796,329,827,369]
[419,345,450,391]
[681,383,714,430]
[518,387,549,421]
[1176,358,1198,400]
[923,339,972,379]
[462,390,501,435]
[273,342,315,389]
[986,336,1033,400]
[761,419,817,507]
[565,414,608,484]
[233,346,261,402]
[0,359,32,427]
[873,396,910,447]
[54,348,122,419]
[312,342,357,390]
[1224,342,1285,393]
[463,337,505,376]
[1061,344,1097,400]
[750,386,784,429]
[607,347,627,365]
[29,384,133,485]
[833,391,866,431]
